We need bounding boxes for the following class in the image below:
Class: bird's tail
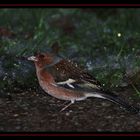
[85,90,139,114]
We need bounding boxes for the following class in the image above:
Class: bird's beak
[27,56,38,61]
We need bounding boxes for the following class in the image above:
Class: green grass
[131,83,140,97]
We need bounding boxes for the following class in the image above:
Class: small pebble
[65,112,70,116]
[13,114,19,117]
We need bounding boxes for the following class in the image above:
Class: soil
[0,86,140,132]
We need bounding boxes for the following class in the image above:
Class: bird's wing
[50,59,103,90]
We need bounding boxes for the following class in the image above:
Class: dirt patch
[0,87,140,132]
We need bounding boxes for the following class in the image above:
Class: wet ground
[0,86,140,132]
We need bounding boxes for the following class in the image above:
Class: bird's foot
[60,100,74,112]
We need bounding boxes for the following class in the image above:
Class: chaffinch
[27,44,139,113]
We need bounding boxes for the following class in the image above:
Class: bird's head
[28,42,61,68]
[28,52,55,68]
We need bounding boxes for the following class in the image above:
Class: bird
[27,43,139,113]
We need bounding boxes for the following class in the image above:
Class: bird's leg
[60,100,74,112]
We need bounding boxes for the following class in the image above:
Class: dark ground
[0,86,140,132]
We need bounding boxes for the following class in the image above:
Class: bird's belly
[39,80,86,101]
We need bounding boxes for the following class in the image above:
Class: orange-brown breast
[42,82,86,101]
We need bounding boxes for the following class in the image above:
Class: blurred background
[1,8,140,94]
[1,8,140,132]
